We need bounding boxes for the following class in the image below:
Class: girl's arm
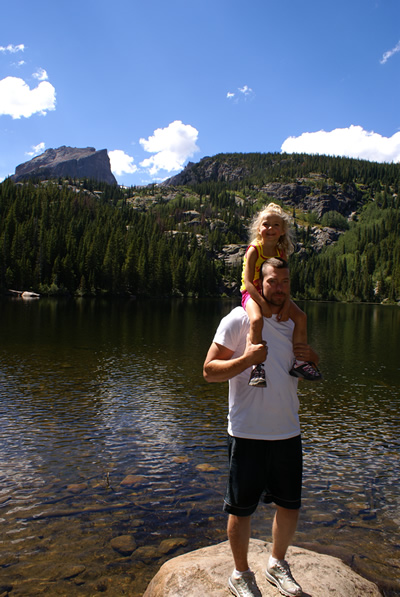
[293,342,319,366]
[276,295,291,322]
[288,301,308,346]
[243,247,271,317]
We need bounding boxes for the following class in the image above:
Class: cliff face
[162,155,363,218]
[162,157,251,186]
[11,146,117,185]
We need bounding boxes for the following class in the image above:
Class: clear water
[0,298,399,596]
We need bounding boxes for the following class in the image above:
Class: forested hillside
[0,152,399,302]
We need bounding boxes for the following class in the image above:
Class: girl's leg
[288,301,322,381]
[288,301,307,350]
[245,298,264,346]
[244,298,267,387]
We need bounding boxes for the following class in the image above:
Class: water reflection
[0,298,399,596]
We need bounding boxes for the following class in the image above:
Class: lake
[0,297,399,596]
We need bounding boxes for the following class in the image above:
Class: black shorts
[223,434,302,517]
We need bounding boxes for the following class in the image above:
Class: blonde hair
[248,203,294,256]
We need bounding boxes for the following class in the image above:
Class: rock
[161,156,251,186]
[195,463,218,472]
[11,146,117,185]
[134,545,159,562]
[183,210,200,219]
[220,244,247,267]
[59,564,86,580]
[310,226,343,252]
[172,455,189,463]
[66,482,88,494]
[261,182,309,204]
[158,538,188,555]
[261,183,360,218]
[120,474,146,486]
[110,535,137,556]
[143,538,381,597]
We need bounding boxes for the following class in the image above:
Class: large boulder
[143,539,381,597]
[11,146,117,185]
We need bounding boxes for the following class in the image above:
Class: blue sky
[1,0,400,186]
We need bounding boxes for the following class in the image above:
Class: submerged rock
[120,474,145,486]
[110,535,137,556]
[195,463,218,472]
[143,538,381,597]
[66,482,88,494]
[158,537,188,555]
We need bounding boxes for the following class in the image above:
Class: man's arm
[203,334,268,383]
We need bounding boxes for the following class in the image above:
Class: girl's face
[258,214,284,242]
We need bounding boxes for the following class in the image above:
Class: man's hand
[244,333,268,366]
[293,342,319,366]
[203,334,268,383]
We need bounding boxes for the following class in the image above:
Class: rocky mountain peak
[11,146,117,185]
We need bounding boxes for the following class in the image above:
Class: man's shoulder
[224,306,249,326]
[215,307,249,346]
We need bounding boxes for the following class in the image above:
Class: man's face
[261,265,290,307]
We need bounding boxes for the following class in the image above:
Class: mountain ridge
[11,146,117,185]
[2,150,399,301]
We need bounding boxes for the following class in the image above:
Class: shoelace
[273,561,298,586]
[235,572,260,596]
[302,363,319,376]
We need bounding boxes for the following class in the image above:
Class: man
[203,257,319,597]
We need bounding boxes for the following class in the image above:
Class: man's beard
[262,291,287,307]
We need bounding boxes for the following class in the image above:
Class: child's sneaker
[249,364,266,387]
[289,361,322,381]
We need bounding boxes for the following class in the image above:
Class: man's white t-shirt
[213,306,300,441]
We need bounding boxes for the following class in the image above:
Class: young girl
[240,202,322,387]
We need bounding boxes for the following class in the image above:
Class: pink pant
[241,289,259,310]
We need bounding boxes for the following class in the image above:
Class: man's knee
[277,505,300,512]
[275,505,300,522]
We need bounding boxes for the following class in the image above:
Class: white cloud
[0,76,56,119]
[108,150,138,176]
[281,125,400,164]
[227,84,254,102]
[0,44,25,53]
[26,142,46,157]
[239,85,253,96]
[33,68,49,81]
[380,40,400,64]
[139,120,199,175]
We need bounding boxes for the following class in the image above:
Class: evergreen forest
[1,152,399,303]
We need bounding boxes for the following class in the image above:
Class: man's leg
[271,506,299,560]
[227,514,251,571]
[266,506,302,596]
[227,515,262,597]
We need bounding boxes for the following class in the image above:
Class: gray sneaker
[265,560,302,596]
[228,570,262,597]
